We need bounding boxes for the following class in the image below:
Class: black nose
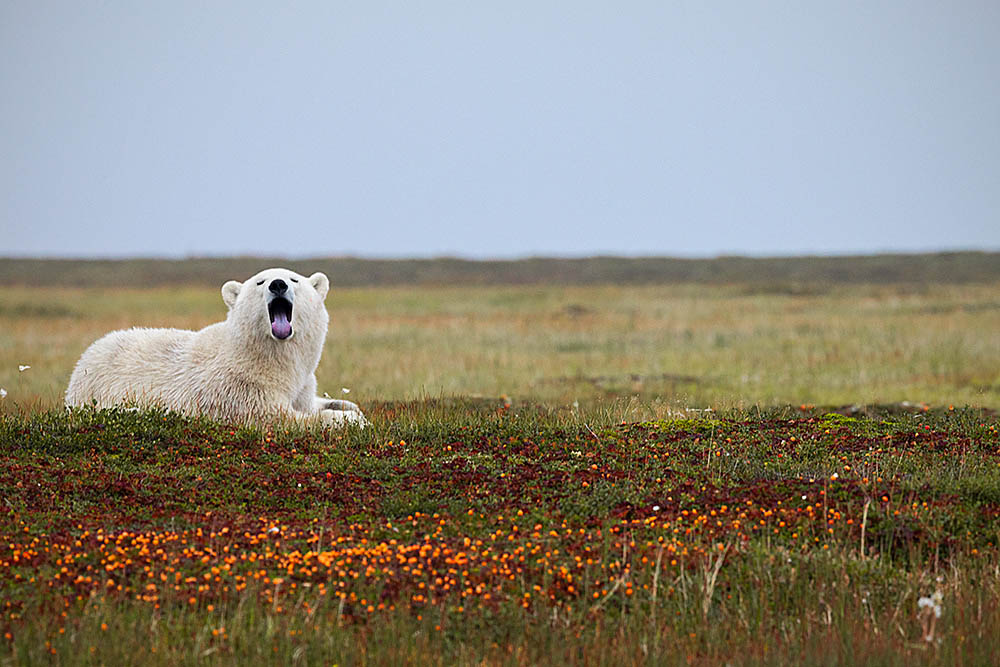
[269,279,288,294]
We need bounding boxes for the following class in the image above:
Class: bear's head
[221,268,330,346]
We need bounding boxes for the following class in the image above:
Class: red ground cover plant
[1,404,998,660]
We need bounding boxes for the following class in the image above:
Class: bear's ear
[221,281,241,309]
[309,272,330,300]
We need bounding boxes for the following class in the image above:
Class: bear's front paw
[324,399,361,413]
[320,408,368,429]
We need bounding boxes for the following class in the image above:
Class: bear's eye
[256,280,265,286]
[290,278,298,283]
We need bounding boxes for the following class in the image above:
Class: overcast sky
[2,1,998,259]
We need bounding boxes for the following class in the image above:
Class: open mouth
[268,297,293,340]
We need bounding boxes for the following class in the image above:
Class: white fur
[65,268,367,427]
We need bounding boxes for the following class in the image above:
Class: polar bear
[65,268,366,427]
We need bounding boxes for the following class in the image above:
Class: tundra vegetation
[1,256,999,665]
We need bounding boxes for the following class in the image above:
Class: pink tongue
[271,312,292,339]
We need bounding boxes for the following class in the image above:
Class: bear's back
[65,327,201,408]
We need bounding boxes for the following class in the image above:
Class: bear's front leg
[292,377,368,428]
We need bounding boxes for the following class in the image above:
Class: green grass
[1,403,999,664]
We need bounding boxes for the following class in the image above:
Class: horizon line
[2,248,998,263]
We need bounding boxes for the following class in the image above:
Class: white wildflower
[0,388,6,399]
[917,590,944,643]
[18,365,30,372]
[652,505,661,512]
[917,591,943,618]
[341,387,351,394]
[268,527,280,535]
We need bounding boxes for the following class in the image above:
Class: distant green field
[1,280,998,414]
